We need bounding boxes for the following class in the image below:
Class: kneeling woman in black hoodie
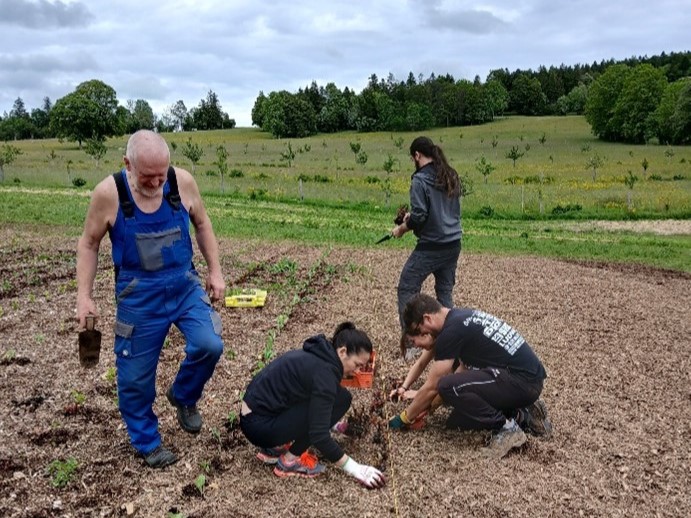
[240,322,385,489]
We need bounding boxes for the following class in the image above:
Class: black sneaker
[518,399,552,438]
[166,386,202,434]
[143,445,178,468]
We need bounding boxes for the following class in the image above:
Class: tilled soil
[0,226,689,518]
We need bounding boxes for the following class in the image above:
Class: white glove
[341,457,386,489]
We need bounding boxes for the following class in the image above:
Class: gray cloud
[425,7,507,34]
[0,0,94,29]
[0,1,688,126]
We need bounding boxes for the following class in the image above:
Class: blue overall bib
[109,170,223,455]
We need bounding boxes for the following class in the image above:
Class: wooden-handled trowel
[78,314,102,368]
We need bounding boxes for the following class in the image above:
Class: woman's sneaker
[255,443,291,464]
[273,452,326,478]
[331,420,349,434]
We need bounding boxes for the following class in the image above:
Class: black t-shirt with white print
[434,308,547,381]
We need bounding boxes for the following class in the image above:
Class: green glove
[389,414,406,429]
[389,410,411,430]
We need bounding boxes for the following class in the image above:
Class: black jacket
[243,334,345,462]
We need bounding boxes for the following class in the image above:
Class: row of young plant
[250,249,334,375]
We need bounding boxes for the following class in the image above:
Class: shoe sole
[166,388,201,434]
[273,466,323,478]
[256,451,279,464]
[485,429,527,459]
[147,456,178,469]
[527,400,553,438]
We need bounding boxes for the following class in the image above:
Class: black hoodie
[243,334,346,462]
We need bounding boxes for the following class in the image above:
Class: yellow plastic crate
[225,288,267,308]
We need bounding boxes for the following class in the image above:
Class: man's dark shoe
[166,386,202,434]
[143,445,178,468]
[518,399,553,438]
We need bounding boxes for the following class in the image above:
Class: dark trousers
[397,244,461,328]
[437,368,543,431]
[240,386,351,456]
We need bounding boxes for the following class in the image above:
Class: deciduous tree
[612,64,667,143]
[50,80,121,146]
[655,77,691,145]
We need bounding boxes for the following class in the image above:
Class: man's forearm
[76,239,99,301]
[195,224,222,274]
[406,383,438,420]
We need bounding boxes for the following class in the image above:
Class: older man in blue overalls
[77,130,225,468]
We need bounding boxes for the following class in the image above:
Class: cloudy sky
[0,0,688,127]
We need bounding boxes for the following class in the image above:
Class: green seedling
[71,390,86,406]
[2,349,16,361]
[194,474,206,496]
[227,410,238,427]
[103,366,116,383]
[47,458,78,487]
[199,460,211,474]
[210,427,221,445]
[225,348,236,361]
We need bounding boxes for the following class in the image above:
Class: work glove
[389,410,427,430]
[342,457,386,489]
[389,410,412,430]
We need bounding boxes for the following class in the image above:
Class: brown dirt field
[0,227,689,518]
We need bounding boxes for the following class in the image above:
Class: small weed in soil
[46,457,78,488]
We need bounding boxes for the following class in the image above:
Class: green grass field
[1,116,689,271]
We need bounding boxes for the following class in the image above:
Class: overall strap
[164,166,181,211]
[113,171,135,218]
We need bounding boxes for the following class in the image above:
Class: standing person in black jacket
[391,136,462,362]
[239,322,386,489]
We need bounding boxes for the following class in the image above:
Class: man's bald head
[125,130,170,169]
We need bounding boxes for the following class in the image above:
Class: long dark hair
[410,136,459,197]
[332,322,373,356]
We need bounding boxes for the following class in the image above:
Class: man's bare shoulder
[87,175,119,229]
[92,174,116,197]
[172,166,196,189]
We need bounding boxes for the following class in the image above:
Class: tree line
[0,80,235,145]
[251,51,690,142]
[1,51,688,145]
